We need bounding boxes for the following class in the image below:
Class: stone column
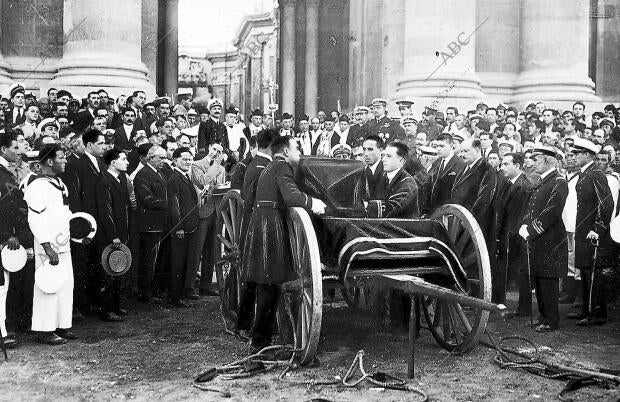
[280,0,296,114]
[163,0,179,98]
[512,0,599,104]
[382,0,405,99]
[50,0,154,98]
[395,0,483,112]
[0,0,13,93]
[304,0,319,117]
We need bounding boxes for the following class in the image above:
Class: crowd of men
[0,80,619,350]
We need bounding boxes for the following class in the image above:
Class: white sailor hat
[396,100,414,108]
[530,145,558,158]
[207,98,224,110]
[35,259,70,294]
[354,106,371,114]
[403,116,418,125]
[453,133,466,143]
[37,117,60,133]
[187,108,197,116]
[469,113,484,121]
[419,145,437,156]
[498,139,517,151]
[371,98,388,107]
[1,245,27,272]
[571,137,600,155]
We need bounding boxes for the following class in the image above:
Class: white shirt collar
[442,152,454,164]
[211,117,220,124]
[540,168,556,180]
[0,156,9,169]
[147,162,158,173]
[256,151,272,161]
[107,168,120,180]
[369,160,380,174]
[510,172,523,184]
[175,167,190,176]
[580,160,594,173]
[85,152,99,171]
[467,156,482,168]
[386,168,400,182]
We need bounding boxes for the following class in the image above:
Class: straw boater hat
[101,243,132,277]
[1,245,27,273]
[35,259,70,294]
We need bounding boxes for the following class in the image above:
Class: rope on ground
[194,300,427,400]
[482,332,620,401]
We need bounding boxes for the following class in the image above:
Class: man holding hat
[369,98,404,143]
[197,98,228,156]
[7,84,26,126]
[0,133,31,347]
[23,144,76,345]
[519,145,568,332]
[567,138,614,326]
[418,107,442,142]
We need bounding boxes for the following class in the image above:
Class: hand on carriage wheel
[311,198,327,215]
[586,230,599,241]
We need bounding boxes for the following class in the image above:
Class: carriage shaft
[381,274,505,314]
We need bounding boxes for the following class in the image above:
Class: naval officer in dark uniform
[567,138,614,326]
[241,135,327,350]
[519,145,568,332]
[369,98,405,143]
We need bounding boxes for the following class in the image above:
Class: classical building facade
[278,0,620,116]
[0,0,178,99]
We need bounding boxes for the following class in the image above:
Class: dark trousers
[71,241,99,312]
[128,211,140,296]
[169,231,197,300]
[251,284,280,348]
[6,260,34,332]
[534,277,559,329]
[579,268,607,319]
[138,232,162,299]
[237,282,257,331]
[494,234,529,306]
[155,236,171,295]
[187,213,217,291]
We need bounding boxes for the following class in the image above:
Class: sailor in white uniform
[23,144,75,345]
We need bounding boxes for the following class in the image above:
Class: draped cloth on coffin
[294,158,467,289]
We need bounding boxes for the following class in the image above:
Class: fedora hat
[69,212,97,243]
[35,260,70,294]
[101,243,132,277]
[1,245,27,273]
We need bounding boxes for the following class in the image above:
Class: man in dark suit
[160,138,177,181]
[366,142,419,218]
[567,138,614,326]
[128,90,147,131]
[519,145,568,332]
[349,106,372,145]
[236,129,276,337]
[114,108,142,152]
[428,133,465,214]
[72,92,100,132]
[197,98,228,156]
[167,147,199,308]
[134,145,169,302]
[451,138,497,241]
[241,136,326,350]
[0,133,32,347]
[311,116,340,156]
[361,135,385,200]
[96,149,131,321]
[64,129,110,320]
[6,84,26,127]
[497,153,532,308]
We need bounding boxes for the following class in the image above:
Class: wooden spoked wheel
[214,190,245,330]
[422,204,492,353]
[277,207,323,365]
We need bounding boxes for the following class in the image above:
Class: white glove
[311,198,327,215]
[518,225,529,240]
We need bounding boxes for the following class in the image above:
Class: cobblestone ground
[0,291,619,401]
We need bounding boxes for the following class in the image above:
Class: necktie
[439,159,445,175]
